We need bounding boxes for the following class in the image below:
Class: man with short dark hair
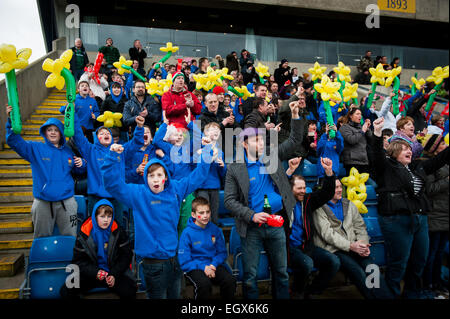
[241,83,268,120]
[243,97,272,130]
[99,38,120,69]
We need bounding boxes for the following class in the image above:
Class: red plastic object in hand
[266,215,284,227]
[284,80,291,86]
[84,52,104,84]
[97,270,108,280]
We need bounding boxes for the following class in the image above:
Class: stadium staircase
[0,89,66,299]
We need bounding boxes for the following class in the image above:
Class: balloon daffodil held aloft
[341,167,370,214]
[0,44,32,134]
[333,61,351,83]
[425,66,449,112]
[97,111,123,128]
[342,82,358,103]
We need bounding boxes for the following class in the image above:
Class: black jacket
[101,94,128,131]
[128,47,147,69]
[73,218,134,280]
[371,135,450,217]
[226,54,240,73]
[274,65,292,88]
[406,96,428,133]
[243,109,267,129]
[123,95,161,136]
[197,107,236,133]
[70,46,89,71]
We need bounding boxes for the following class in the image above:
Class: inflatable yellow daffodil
[206,66,223,88]
[113,56,133,75]
[342,167,370,214]
[308,62,327,81]
[369,63,387,86]
[384,66,402,88]
[42,49,73,90]
[445,133,449,146]
[146,78,163,96]
[160,73,173,93]
[411,76,426,90]
[255,62,270,78]
[314,75,342,102]
[342,82,358,103]
[218,67,234,81]
[160,42,179,53]
[97,111,123,128]
[333,61,352,83]
[0,44,32,73]
[426,66,449,85]
[234,85,254,100]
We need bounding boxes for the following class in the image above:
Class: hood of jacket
[143,157,173,190]
[39,118,66,147]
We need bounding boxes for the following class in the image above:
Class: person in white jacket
[79,67,109,102]
[369,90,397,133]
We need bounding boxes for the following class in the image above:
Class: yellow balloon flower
[113,56,133,75]
[160,73,173,93]
[369,63,387,86]
[42,49,73,90]
[445,133,449,146]
[411,76,426,90]
[146,78,163,96]
[333,61,351,83]
[308,62,327,81]
[0,44,32,73]
[234,85,254,100]
[384,66,402,88]
[426,66,449,85]
[341,167,370,214]
[160,42,179,53]
[314,75,342,102]
[255,62,270,78]
[97,111,123,128]
[342,82,358,102]
[218,67,234,81]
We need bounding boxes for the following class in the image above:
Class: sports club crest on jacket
[211,235,216,244]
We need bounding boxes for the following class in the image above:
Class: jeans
[141,257,182,299]
[240,224,289,299]
[423,231,449,288]
[334,251,393,299]
[289,245,340,294]
[378,214,429,297]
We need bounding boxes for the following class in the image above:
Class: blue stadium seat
[229,226,271,282]
[75,195,87,223]
[306,187,312,194]
[364,217,383,240]
[218,190,235,227]
[365,204,379,218]
[365,185,377,205]
[22,236,76,299]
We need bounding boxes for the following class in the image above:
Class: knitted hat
[420,134,444,154]
[212,86,225,95]
[172,71,185,82]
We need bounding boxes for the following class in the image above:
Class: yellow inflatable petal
[359,203,368,214]
[359,173,369,183]
[97,114,106,122]
[160,42,179,53]
[0,44,17,63]
[349,167,359,177]
[60,50,73,64]
[105,118,114,128]
[358,183,367,194]
[357,192,367,202]
[341,177,349,186]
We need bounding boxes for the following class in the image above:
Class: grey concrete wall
[0,38,66,150]
[226,0,449,22]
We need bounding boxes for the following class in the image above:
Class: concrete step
[15,129,40,136]
[0,187,34,203]
[0,267,24,299]
[21,124,41,129]
[0,214,33,234]
[34,109,62,115]
[0,178,32,187]
[0,159,30,165]
[30,114,64,121]
[0,203,32,215]
[0,253,24,277]
[0,150,22,159]
[0,166,32,178]
[0,233,33,251]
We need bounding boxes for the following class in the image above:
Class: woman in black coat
[371,118,450,299]
[60,199,136,299]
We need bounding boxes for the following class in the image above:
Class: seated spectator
[123,79,161,137]
[178,197,236,299]
[190,59,199,74]
[131,60,147,81]
[357,50,373,73]
[291,67,300,84]
[161,72,202,129]
[303,120,319,163]
[312,179,393,299]
[60,200,136,299]
[390,116,423,160]
[5,106,86,238]
[406,88,436,133]
[353,68,371,85]
[287,158,337,299]
[241,83,267,119]
[128,39,147,70]
[99,37,120,69]
[60,81,100,143]
[102,82,127,114]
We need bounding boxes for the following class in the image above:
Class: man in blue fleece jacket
[178,196,236,299]
[100,144,214,299]
[72,112,145,230]
[5,106,86,237]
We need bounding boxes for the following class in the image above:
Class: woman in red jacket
[161,72,202,129]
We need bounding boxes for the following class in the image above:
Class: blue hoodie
[90,199,115,272]
[318,101,346,126]
[72,115,144,197]
[5,118,86,201]
[178,217,228,273]
[101,149,212,259]
[316,131,344,178]
[60,94,100,130]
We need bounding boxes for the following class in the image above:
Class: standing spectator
[353,68,371,85]
[312,179,393,299]
[274,59,292,89]
[287,159,337,298]
[70,38,89,82]
[427,116,445,135]
[339,108,373,174]
[243,97,273,130]
[161,72,202,129]
[190,59,199,73]
[390,116,424,160]
[99,38,120,69]
[196,58,209,74]
[406,89,436,133]
[357,50,374,73]
[224,102,305,299]
[225,51,240,73]
[369,90,397,133]
[239,49,254,74]
[123,79,161,137]
[79,64,109,102]
[390,57,400,69]
[420,134,449,297]
[371,117,450,299]
[291,67,300,84]
[316,124,344,181]
[128,39,147,70]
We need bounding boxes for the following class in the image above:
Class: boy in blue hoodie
[5,106,86,238]
[100,143,214,299]
[60,199,136,299]
[72,112,145,231]
[60,81,100,143]
[178,196,236,299]
[316,123,344,182]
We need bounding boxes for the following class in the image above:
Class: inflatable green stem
[4,70,22,134]
[365,82,378,110]
[313,79,318,100]
[425,82,443,112]
[227,86,243,98]
[61,68,76,137]
[121,65,147,82]
[411,72,418,95]
[153,52,172,71]
[323,100,336,139]
[392,77,400,116]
